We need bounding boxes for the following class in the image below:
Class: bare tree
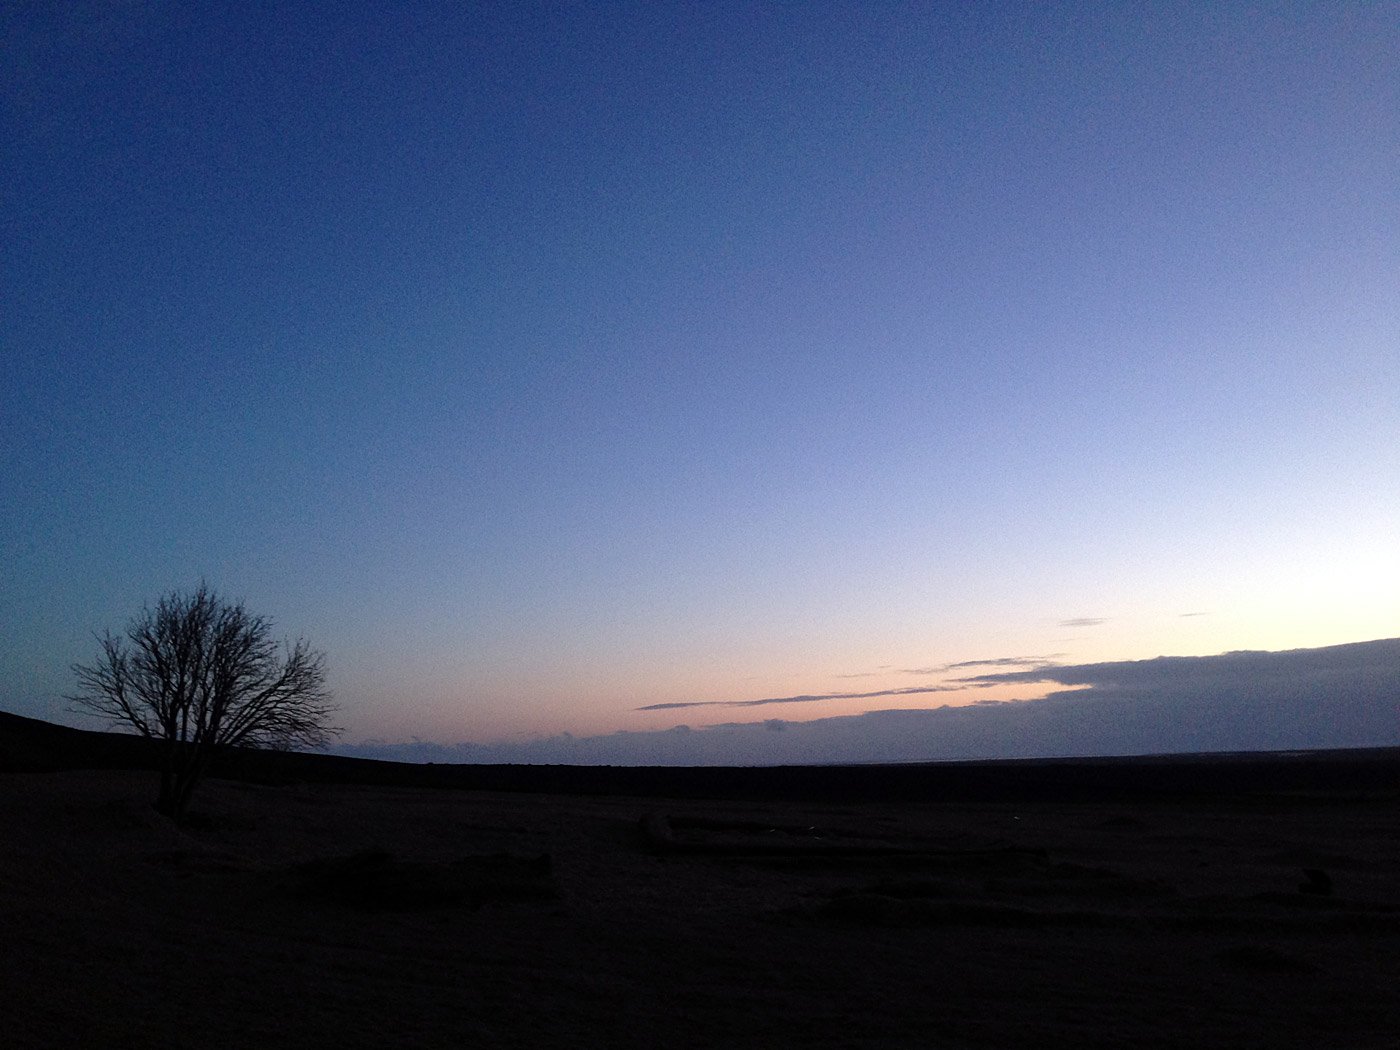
[70,584,339,819]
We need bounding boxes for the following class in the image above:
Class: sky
[2,2,1397,763]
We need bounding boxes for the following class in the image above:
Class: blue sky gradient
[3,2,1396,755]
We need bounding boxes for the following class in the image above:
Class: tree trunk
[153,740,201,822]
[153,740,181,817]
[154,773,179,817]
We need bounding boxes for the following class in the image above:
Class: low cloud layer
[337,639,1400,767]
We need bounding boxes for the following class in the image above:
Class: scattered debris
[637,812,1044,862]
[283,849,555,911]
[1299,868,1333,896]
[1212,944,1320,975]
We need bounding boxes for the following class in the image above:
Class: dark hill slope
[3,709,1398,803]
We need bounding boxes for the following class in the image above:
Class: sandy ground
[3,768,1398,1049]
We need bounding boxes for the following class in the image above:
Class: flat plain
[3,749,1399,1048]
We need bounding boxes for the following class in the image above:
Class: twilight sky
[2,2,1396,761]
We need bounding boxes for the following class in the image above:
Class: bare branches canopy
[70,585,339,818]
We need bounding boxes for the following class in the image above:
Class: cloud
[900,655,1063,675]
[955,640,1398,690]
[336,639,1400,767]
[635,683,987,711]
[1059,618,1107,627]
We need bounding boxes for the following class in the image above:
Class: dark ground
[2,714,1398,1048]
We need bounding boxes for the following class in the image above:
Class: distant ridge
[3,709,1399,803]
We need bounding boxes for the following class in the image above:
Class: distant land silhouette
[333,639,1400,767]
[4,709,1398,804]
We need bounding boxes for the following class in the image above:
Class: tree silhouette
[70,584,338,819]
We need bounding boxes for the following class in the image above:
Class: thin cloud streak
[901,655,1064,675]
[635,682,989,712]
[1059,618,1107,628]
